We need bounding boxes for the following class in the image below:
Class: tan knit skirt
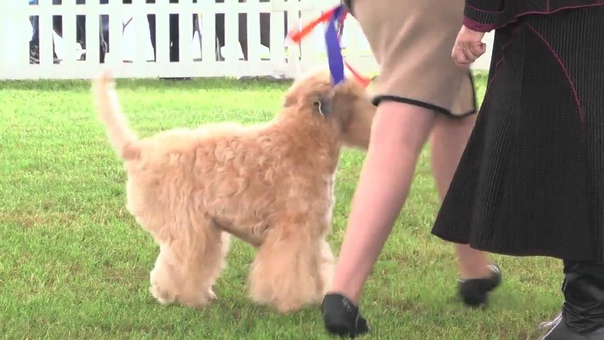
[350,0,476,117]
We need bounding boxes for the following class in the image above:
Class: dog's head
[280,70,375,150]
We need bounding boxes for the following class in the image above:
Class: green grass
[1,72,562,339]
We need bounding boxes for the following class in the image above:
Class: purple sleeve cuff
[463,1,505,32]
[462,16,497,32]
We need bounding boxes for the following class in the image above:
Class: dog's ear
[312,91,334,116]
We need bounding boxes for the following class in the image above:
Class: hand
[451,25,487,67]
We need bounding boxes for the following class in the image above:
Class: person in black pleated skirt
[433,4,604,339]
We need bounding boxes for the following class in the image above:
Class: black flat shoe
[458,264,502,307]
[540,313,604,340]
[322,293,370,338]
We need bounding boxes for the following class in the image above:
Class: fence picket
[1,1,493,80]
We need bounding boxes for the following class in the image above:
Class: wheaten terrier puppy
[93,70,375,313]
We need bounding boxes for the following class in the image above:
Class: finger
[469,43,486,58]
[461,46,477,64]
[456,46,472,64]
[452,42,470,59]
[452,48,471,67]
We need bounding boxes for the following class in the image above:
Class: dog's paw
[273,299,307,314]
[207,287,217,300]
[150,282,176,305]
[180,290,215,310]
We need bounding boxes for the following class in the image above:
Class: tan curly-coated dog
[93,70,375,313]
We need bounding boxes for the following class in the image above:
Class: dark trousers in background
[145,0,197,62]
[30,0,285,63]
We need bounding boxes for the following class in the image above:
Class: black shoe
[540,261,604,339]
[541,313,604,339]
[458,264,502,307]
[322,293,369,338]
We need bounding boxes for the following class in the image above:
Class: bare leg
[329,101,437,304]
[430,114,492,280]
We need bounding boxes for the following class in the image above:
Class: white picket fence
[0,0,492,81]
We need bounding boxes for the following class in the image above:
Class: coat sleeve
[463,0,505,32]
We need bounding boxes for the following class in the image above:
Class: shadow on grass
[0,77,294,93]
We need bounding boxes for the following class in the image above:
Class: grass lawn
[1,72,562,339]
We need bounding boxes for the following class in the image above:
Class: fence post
[269,0,286,77]
[0,0,31,79]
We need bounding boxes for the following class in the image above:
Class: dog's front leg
[319,237,336,295]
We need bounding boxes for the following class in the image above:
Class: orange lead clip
[286,6,372,88]
[287,7,337,43]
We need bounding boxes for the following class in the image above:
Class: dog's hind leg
[149,221,229,309]
[248,217,328,313]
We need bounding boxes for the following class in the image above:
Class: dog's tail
[92,71,140,161]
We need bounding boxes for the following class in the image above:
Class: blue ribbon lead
[325,5,346,86]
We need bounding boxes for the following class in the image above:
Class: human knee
[370,101,436,151]
[434,112,476,131]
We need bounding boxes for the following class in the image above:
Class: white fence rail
[0,0,492,81]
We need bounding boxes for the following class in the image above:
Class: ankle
[326,290,360,306]
[455,244,491,280]
[459,264,494,280]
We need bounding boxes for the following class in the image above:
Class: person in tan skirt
[321,0,502,337]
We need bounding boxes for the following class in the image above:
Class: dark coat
[431,2,604,261]
[464,0,604,31]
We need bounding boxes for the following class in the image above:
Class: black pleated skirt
[431,6,604,261]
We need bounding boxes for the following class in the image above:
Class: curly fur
[92,70,375,313]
